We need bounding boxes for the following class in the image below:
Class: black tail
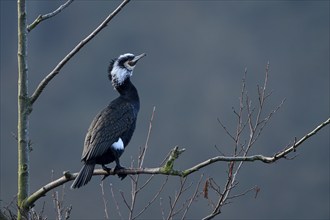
[71,163,95,189]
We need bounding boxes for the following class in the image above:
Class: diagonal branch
[27,0,74,32]
[273,117,330,159]
[29,0,131,105]
[23,117,329,210]
[184,117,329,177]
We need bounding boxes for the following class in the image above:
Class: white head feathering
[111,62,133,86]
[109,53,146,87]
[110,53,135,87]
[118,53,134,60]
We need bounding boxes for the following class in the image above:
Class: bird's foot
[102,164,111,173]
[114,165,127,180]
[101,165,111,181]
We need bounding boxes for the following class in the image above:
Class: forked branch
[27,0,74,32]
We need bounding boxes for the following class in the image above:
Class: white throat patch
[111,63,132,86]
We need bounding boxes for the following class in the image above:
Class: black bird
[71,53,146,189]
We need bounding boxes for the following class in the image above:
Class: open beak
[131,53,146,64]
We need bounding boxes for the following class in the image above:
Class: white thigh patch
[111,138,124,150]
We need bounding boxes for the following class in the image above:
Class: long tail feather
[71,163,95,189]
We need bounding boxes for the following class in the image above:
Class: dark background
[1,1,329,219]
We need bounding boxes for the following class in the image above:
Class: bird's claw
[114,165,127,180]
[101,165,111,181]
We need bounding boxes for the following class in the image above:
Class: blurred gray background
[1,0,329,219]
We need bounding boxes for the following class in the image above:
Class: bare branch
[273,117,330,159]
[133,176,169,220]
[139,106,156,168]
[52,191,61,220]
[128,106,157,219]
[181,174,204,220]
[110,183,123,220]
[183,118,330,176]
[100,181,109,219]
[29,0,131,105]
[159,197,166,220]
[27,0,74,32]
[135,174,155,193]
[203,65,274,219]
[120,190,131,212]
[226,185,258,200]
[23,118,329,210]
[250,98,286,146]
[217,118,236,142]
[166,178,189,220]
[51,177,71,220]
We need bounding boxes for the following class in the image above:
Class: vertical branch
[139,106,156,168]
[100,181,109,219]
[15,0,131,217]
[166,178,188,220]
[128,107,156,219]
[181,174,204,219]
[17,0,30,219]
[204,64,275,219]
[110,183,123,219]
[16,0,131,218]
[207,69,248,218]
[234,68,247,155]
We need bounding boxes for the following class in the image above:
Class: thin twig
[226,185,258,200]
[129,106,156,219]
[139,106,156,168]
[233,68,248,156]
[133,176,169,220]
[203,63,300,219]
[52,191,61,220]
[181,174,204,219]
[217,118,236,142]
[119,190,131,212]
[136,174,155,192]
[208,178,222,197]
[27,0,74,32]
[29,0,131,105]
[173,187,197,218]
[251,98,286,146]
[166,178,188,220]
[110,183,123,220]
[100,181,109,219]
[159,197,166,220]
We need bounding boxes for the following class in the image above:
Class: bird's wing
[81,101,136,162]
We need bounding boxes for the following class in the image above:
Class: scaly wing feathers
[82,99,135,162]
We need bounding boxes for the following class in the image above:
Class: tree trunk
[17,0,30,219]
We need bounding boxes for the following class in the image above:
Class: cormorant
[71,53,146,189]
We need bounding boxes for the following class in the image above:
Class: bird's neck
[116,79,140,105]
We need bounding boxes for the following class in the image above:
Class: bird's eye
[127,61,135,66]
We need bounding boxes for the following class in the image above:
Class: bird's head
[108,53,146,87]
